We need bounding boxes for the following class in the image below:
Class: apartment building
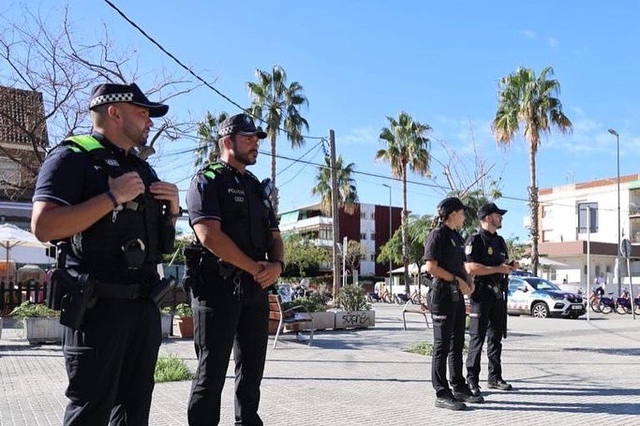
[278,202,402,276]
[538,174,640,287]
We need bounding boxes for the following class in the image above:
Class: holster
[148,277,174,307]
[59,272,96,330]
[182,243,203,293]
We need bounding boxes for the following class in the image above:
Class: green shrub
[404,341,469,356]
[335,284,371,311]
[160,306,172,315]
[154,354,192,383]
[282,292,329,312]
[10,301,60,320]
[175,303,193,317]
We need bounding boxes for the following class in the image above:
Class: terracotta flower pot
[175,316,193,338]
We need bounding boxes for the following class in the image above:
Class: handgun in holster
[148,276,175,307]
[59,272,96,330]
[182,243,203,293]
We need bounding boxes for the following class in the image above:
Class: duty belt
[93,282,150,299]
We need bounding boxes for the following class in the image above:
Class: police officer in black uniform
[424,197,482,411]
[464,202,516,396]
[186,113,284,426]
[31,83,180,425]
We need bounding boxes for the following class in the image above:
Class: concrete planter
[334,310,376,329]
[160,314,172,339]
[24,317,63,344]
[296,311,335,331]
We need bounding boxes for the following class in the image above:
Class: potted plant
[334,284,375,329]
[159,307,172,339]
[10,301,62,344]
[174,303,193,338]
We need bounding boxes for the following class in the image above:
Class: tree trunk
[529,148,539,276]
[402,167,410,295]
[270,134,278,215]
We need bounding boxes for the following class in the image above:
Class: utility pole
[329,130,341,301]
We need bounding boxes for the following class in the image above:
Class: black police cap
[89,83,169,118]
[477,202,508,219]
[218,114,267,139]
[437,197,469,217]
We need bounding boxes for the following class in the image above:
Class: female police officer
[424,197,482,410]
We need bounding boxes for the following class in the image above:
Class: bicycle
[597,292,616,314]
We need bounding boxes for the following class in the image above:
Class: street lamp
[382,183,393,295]
[608,128,621,294]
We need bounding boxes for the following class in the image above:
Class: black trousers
[187,276,269,426]
[62,298,161,425]
[431,298,466,398]
[466,294,506,384]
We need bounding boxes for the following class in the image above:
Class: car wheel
[531,302,549,318]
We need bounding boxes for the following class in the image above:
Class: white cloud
[519,30,538,40]
[340,126,378,145]
[547,37,559,48]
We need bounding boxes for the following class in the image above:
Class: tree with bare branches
[0,4,196,201]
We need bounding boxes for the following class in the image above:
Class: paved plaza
[1,304,639,425]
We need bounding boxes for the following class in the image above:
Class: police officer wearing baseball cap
[464,202,516,397]
[424,197,481,410]
[186,113,283,425]
[32,82,180,425]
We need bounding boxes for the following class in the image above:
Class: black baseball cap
[218,114,267,139]
[89,83,169,118]
[478,202,508,219]
[437,197,469,217]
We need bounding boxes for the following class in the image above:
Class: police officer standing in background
[464,202,516,397]
[186,113,284,426]
[424,197,482,411]
[31,83,180,425]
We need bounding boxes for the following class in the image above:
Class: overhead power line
[103,0,325,140]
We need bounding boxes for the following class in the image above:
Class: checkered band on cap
[90,92,134,109]
[219,125,235,136]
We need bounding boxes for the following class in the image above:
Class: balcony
[279,216,333,233]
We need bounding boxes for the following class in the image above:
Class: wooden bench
[402,300,431,330]
[268,294,314,349]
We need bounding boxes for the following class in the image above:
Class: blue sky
[5,1,640,240]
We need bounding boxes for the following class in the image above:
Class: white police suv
[507,276,585,319]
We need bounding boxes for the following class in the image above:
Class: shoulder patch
[465,245,473,255]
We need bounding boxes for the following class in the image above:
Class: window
[370,233,376,240]
[360,233,366,240]
[577,202,598,233]
[360,212,366,219]
[370,254,375,261]
[0,157,21,187]
[370,213,375,220]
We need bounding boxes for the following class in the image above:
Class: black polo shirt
[33,132,158,207]
[424,224,467,279]
[186,161,278,260]
[465,228,509,267]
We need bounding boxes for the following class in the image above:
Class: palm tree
[492,66,572,276]
[193,111,228,169]
[376,112,431,294]
[247,65,309,214]
[311,155,358,216]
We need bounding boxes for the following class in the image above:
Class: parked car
[507,276,585,319]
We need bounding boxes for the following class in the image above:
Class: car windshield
[522,277,560,291]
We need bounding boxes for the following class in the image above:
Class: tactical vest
[200,162,273,261]
[63,135,166,284]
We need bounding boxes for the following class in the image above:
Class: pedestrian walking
[185,113,285,425]
[464,202,516,396]
[31,82,180,425]
[424,197,481,411]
